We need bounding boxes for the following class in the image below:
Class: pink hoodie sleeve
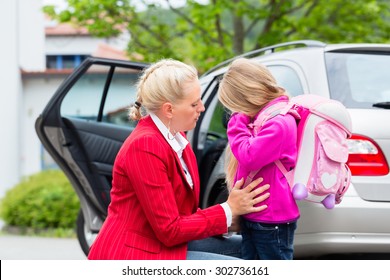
[227,112,289,171]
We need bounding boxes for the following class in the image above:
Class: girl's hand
[228,112,251,128]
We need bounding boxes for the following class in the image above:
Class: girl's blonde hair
[129,58,198,120]
[217,58,287,188]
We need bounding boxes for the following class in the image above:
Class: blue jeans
[240,219,297,260]
[186,235,242,260]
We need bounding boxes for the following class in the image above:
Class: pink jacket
[227,96,300,223]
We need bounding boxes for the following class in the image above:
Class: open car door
[35,57,148,255]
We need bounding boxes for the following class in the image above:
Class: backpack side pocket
[308,121,349,197]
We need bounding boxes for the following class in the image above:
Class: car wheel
[76,209,97,257]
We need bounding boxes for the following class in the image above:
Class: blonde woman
[218,58,299,260]
[88,58,270,260]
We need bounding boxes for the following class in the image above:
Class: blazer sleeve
[124,134,227,247]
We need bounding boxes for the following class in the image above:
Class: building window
[46,55,89,70]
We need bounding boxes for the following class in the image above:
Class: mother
[88,59,270,260]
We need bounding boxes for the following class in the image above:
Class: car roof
[201,40,390,78]
[324,43,390,52]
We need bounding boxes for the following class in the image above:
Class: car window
[326,52,390,108]
[61,64,140,127]
[267,65,304,97]
[209,101,228,136]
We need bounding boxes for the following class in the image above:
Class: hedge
[0,170,80,231]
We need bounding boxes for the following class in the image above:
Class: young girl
[218,58,299,260]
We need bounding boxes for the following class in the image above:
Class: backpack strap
[274,159,294,188]
[245,101,299,189]
[244,170,259,188]
[251,101,290,129]
[244,161,294,189]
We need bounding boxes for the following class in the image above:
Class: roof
[45,22,90,36]
[92,43,129,60]
[21,68,74,76]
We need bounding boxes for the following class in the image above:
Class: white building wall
[0,1,22,197]
[0,0,128,198]
[45,33,130,55]
[19,0,45,71]
[46,36,106,55]
[1,0,48,197]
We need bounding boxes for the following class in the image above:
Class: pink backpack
[249,94,352,209]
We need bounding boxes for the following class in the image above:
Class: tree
[44,0,390,73]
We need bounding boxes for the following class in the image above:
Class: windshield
[325,52,390,109]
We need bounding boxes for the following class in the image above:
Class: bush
[0,170,80,231]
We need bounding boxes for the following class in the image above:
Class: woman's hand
[228,215,241,232]
[226,177,270,216]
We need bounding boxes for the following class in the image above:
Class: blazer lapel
[144,116,199,205]
[182,146,200,207]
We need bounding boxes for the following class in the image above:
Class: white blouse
[150,112,193,187]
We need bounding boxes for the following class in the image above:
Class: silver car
[188,40,390,258]
[36,41,390,258]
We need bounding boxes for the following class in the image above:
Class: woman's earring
[167,119,175,140]
[167,132,175,140]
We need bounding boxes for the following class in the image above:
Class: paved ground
[0,234,86,260]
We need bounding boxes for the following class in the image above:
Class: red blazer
[88,116,227,260]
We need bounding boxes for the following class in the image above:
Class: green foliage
[43,0,390,73]
[0,170,80,231]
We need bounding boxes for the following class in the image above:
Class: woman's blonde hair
[217,58,287,188]
[129,58,198,120]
